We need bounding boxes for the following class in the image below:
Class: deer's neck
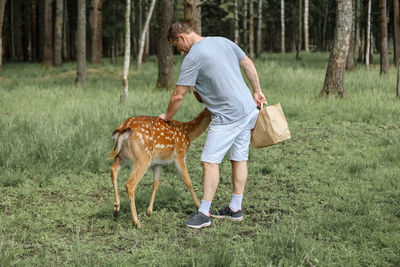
[184,108,211,141]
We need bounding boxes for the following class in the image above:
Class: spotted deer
[109,108,211,228]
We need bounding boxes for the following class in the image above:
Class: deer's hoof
[113,204,120,218]
[146,209,152,216]
[133,221,142,228]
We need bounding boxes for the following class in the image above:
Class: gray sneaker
[210,206,243,221]
[185,212,211,229]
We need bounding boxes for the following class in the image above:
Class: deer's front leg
[111,157,122,218]
[147,165,162,216]
[175,156,200,208]
[126,158,150,228]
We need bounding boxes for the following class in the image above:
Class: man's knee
[230,160,247,167]
[202,161,219,169]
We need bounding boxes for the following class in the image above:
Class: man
[159,22,267,228]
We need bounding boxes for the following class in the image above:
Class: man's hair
[167,22,193,41]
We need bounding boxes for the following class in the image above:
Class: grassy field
[1,53,399,266]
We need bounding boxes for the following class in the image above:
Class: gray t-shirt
[177,37,257,124]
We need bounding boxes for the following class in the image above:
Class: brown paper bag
[250,103,291,148]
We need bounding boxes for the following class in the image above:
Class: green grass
[1,53,399,266]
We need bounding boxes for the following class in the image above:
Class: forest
[1,0,399,266]
[0,1,397,77]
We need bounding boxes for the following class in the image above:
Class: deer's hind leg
[111,156,122,218]
[126,155,151,228]
[147,165,162,216]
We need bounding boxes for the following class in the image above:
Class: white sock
[229,194,243,212]
[198,200,212,216]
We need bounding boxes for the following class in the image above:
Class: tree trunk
[138,0,142,54]
[156,0,174,89]
[379,0,389,75]
[31,1,37,60]
[24,1,32,61]
[137,0,156,70]
[54,0,63,66]
[90,0,102,64]
[304,0,309,51]
[249,0,254,58]
[296,0,302,60]
[394,0,400,66]
[110,0,116,64]
[184,0,201,35]
[0,0,6,70]
[131,0,136,58]
[10,0,14,59]
[63,0,69,61]
[359,25,364,62]
[111,32,116,64]
[243,0,248,51]
[319,0,352,97]
[355,0,361,62]
[13,0,23,60]
[256,0,262,57]
[144,0,150,61]
[234,0,239,44]
[76,0,86,85]
[359,24,365,63]
[43,0,53,68]
[121,0,131,101]
[397,61,400,98]
[281,0,285,53]
[346,0,355,71]
[322,0,329,51]
[366,0,371,69]
[370,32,375,61]
[145,26,149,60]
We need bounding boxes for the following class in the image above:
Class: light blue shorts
[201,108,259,164]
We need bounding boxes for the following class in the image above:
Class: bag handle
[257,102,268,110]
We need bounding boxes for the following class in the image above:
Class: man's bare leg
[202,162,220,201]
[229,160,248,212]
[231,160,248,195]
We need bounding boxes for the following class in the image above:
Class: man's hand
[254,91,267,108]
[159,114,171,122]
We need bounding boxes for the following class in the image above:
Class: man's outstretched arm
[159,85,189,121]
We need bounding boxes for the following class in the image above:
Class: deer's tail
[109,128,132,159]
